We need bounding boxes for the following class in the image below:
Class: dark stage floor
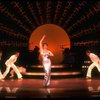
[0,78,100,98]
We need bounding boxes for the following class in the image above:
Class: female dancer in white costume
[39,35,54,87]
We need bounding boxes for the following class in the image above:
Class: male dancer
[3,52,23,80]
[86,50,100,79]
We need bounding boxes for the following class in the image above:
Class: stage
[0,0,99,99]
[0,78,100,98]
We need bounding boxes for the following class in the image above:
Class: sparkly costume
[41,52,51,86]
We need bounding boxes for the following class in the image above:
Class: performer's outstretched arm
[39,35,46,52]
[48,51,54,56]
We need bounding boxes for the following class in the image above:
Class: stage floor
[0,78,100,98]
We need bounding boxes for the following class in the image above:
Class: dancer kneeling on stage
[39,35,54,87]
[3,52,23,80]
[86,50,100,79]
[10,66,26,78]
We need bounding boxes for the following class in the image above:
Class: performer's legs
[95,62,100,72]
[45,67,51,86]
[86,63,95,78]
[3,65,11,78]
[0,70,4,79]
[44,64,51,86]
[11,64,22,79]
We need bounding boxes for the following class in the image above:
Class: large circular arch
[29,24,70,64]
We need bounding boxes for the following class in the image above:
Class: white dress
[41,52,51,86]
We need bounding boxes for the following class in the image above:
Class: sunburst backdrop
[0,0,100,48]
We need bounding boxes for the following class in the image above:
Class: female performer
[39,35,54,87]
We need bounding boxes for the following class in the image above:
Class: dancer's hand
[42,34,46,39]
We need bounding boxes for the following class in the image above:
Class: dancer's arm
[39,35,46,52]
[48,51,54,56]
